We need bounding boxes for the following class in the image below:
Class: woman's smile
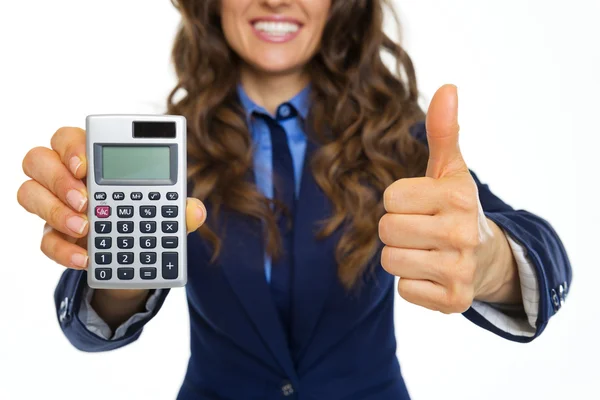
[250,16,303,43]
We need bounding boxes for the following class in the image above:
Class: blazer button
[281,381,294,396]
[551,289,560,312]
[59,297,69,322]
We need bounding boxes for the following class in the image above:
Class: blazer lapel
[213,173,297,380]
[290,139,340,359]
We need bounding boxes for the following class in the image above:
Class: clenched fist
[379,85,521,314]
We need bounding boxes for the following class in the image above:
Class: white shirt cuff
[78,286,164,340]
[471,231,540,337]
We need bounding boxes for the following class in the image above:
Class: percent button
[140,206,157,218]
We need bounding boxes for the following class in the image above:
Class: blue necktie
[257,103,297,333]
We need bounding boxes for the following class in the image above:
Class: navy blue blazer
[54,121,572,399]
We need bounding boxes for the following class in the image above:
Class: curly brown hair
[167,0,429,289]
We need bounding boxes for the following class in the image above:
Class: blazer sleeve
[410,121,573,342]
[54,268,170,352]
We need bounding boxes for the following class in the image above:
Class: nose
[260,0,292,8]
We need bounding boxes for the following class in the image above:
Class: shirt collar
[236,83,311,121]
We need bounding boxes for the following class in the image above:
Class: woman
[17,0,571,398]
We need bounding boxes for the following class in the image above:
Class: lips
[250,17,303,43]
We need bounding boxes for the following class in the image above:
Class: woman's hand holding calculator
[17,126,206,321]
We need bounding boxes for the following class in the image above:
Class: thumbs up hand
[379,85,520,314]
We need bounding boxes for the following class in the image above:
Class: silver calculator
[86,115,187,289]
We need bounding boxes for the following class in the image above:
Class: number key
[117,237,134,249]
[140,221,157,233]
[95,237,112,249]
[95,221,112,234]
[95,268,112,281]
[140,236,157,249]
[140,252,157,264]
[95,252,112,265]
[117,221,134,233]
[117,252,134,264]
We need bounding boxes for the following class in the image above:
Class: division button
[162,237,178,249]
[95,206,111,218]
[94,192,107,201]
[162,252,179,280]
[112,192,125,201]
[140,267,157,280]
[161,206,178,218]
[117,206,134,218]
[95,268,112,281]
[130,192,143,201]
[166,192,179,200]
[140,206,157,218]
[117,267,135,280]
[148,192,161,201]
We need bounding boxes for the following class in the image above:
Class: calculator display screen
[102,146,170,181]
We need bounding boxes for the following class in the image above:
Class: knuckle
[51,172,70,196]
[16,180,34,208]
[22,146,46,175]
[447,184,478,211]
[449,224,480,249]
[378,214,393,244]
[444,287,473,313]
[40,234,56,260]
[383,184,397,211]
[47,202,65,226]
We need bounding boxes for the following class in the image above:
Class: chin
[245,53,306,76]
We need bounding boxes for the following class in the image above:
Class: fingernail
[66,215,88,235]
[195,203,205,221]
[66,189,87,212]
[71,253,88,269]
[69,156,83,176]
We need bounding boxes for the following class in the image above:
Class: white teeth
[253,21,299,36]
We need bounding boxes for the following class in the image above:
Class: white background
[0,0,598,399]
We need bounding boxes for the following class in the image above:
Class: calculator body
[86,115,187,289]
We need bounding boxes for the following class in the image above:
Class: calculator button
[95,237,112,249]
[148,192,161,201]
[162,252,179,280]
[140,267,157,280]
[117,267,134,280]
[94,192,107,201]
[117,206,134,218]
[167,192,179,200]
[140,206,157,218]
[140,236,157,249]
[140,221,157,233]
[117,237,134,249]
[162,237,179,249]
[130,192,143,201]
[94,221,112,234]
[140,252,157,264]
[95,252,112,265]
[95,268,112,280]
[117,252,134,264]
[162,206,178,218]
[117,221,134,234]
[95,206,111,218]
[113,192,125,201]
[162,221,178,233]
